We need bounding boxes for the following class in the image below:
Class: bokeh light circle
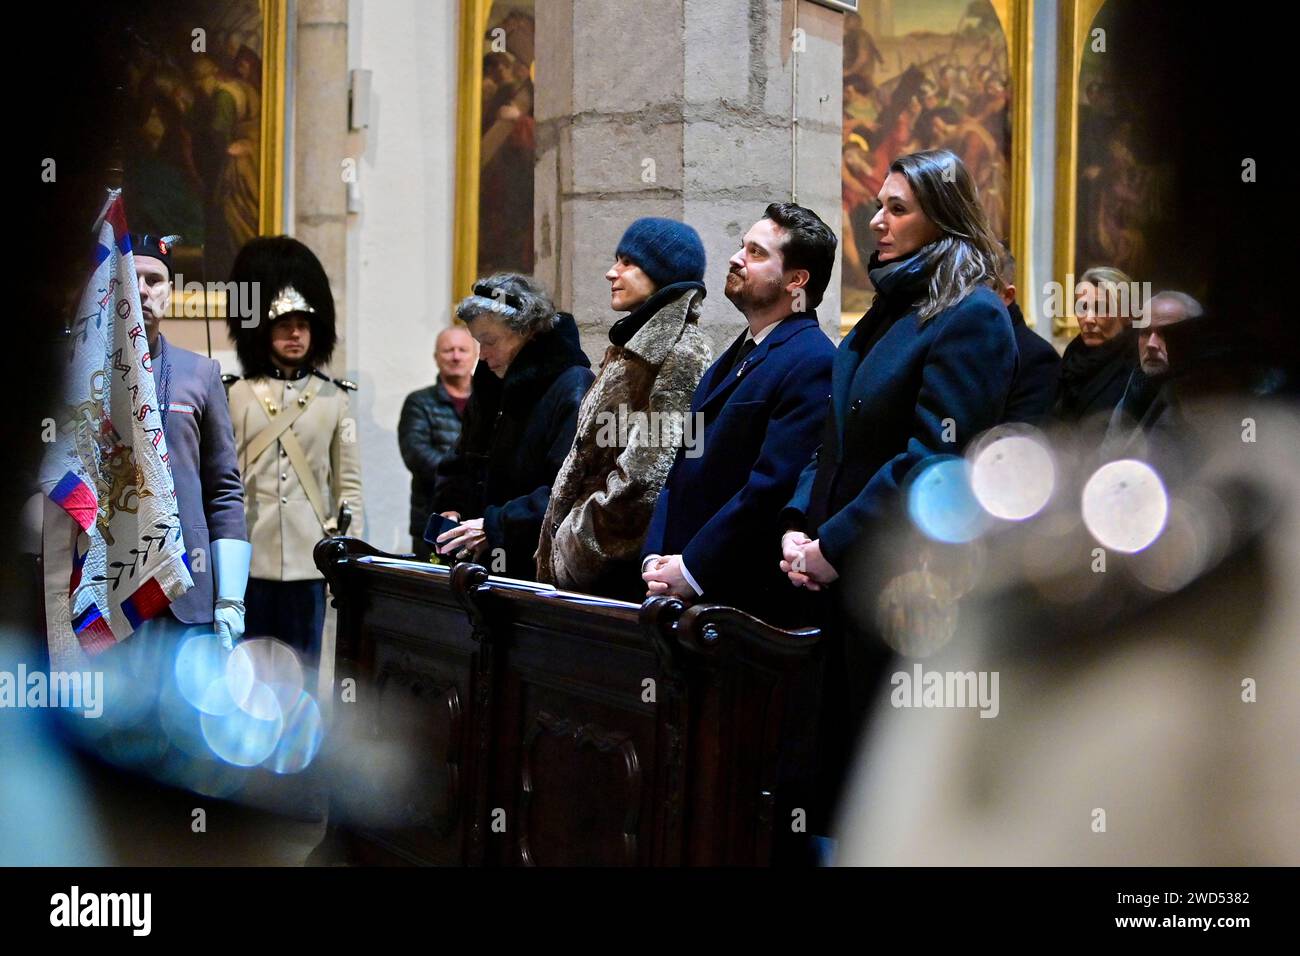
[970,433,1056,520]
[175,633,234,714]
[1081,459,1169,553]
[907,457,991,544]
[201,681,284,767]
[227,639,303,719]
[264,689,325,774]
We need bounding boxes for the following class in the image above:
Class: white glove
[212,538,252,650]
[214,599,246,650]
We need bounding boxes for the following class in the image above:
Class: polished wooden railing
[310,536,823,867]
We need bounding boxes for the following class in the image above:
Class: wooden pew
[311,536,822,866]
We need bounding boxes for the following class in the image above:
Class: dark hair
[226,236,337,377]
[762,202,838,309]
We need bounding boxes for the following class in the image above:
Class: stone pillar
[294,0,350,370]
[535,0,844,361]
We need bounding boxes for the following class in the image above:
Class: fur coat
[536,282,712,599]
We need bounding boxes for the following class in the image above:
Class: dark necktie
[725,336,757,378]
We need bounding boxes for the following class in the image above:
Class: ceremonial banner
[40,192,193,669]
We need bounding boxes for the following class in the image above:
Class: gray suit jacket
[152,336,247,623]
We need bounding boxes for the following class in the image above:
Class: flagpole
[76,68,128,332]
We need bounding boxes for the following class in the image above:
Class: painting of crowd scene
[841,0,1012,316]
[1074,2,1177,287]
[117,0,266,284]
[478,2,536,277]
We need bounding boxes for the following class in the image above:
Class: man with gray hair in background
[399,326,477,559]
[1102,289,1204,458]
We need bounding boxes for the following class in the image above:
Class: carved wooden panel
[517,710,641,867]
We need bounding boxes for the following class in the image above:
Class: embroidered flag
[40,190,193,667]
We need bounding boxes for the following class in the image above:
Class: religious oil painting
[455,0,536,296]
[1074,1,1181,290]
[117,0,286,286]
[841,0,1014,318]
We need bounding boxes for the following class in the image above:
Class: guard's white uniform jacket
[228,369,364,580]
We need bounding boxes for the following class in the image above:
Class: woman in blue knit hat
[536,217,714,599]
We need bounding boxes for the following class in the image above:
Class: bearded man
[641,203,836,624]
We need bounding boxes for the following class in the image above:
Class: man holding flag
[131,232,250,649]
[39,194,246,675]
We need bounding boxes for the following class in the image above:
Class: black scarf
[1057,328,1137,420]
[850,247,934,358]
[608,280,705,348]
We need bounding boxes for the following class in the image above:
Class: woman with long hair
[781,148,1017,589]
[778,148,1019,836]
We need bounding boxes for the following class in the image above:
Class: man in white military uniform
[225,236,364,660]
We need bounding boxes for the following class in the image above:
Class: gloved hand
[214,599,246,650]
[212,538,252,650]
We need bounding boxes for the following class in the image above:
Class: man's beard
[724,270,782,312]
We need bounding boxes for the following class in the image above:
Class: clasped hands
[642,553,697,600]
[642,533,838,602]
[780,531,838,591]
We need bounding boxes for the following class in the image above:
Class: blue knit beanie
[615,217,706,289]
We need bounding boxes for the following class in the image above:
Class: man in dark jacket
[995,247,1061,425]
[642,203,836,624]
[398,326,476,558]
[432,274,593,580]
[1101,290,1201,465]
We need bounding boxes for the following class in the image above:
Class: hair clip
[472,282,524,311]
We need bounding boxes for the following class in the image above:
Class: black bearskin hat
[226,236,337,377]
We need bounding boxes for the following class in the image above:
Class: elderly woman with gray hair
[430,274,593,579]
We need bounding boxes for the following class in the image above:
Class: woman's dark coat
[785,256,1019,570]
[432,313,593,580]
[782,250,1019,835]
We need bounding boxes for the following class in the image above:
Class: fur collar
[618,283,706,367]
[473,311,591,416]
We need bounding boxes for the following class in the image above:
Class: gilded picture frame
[1051,0,1108,337]
[453,0,538,305]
